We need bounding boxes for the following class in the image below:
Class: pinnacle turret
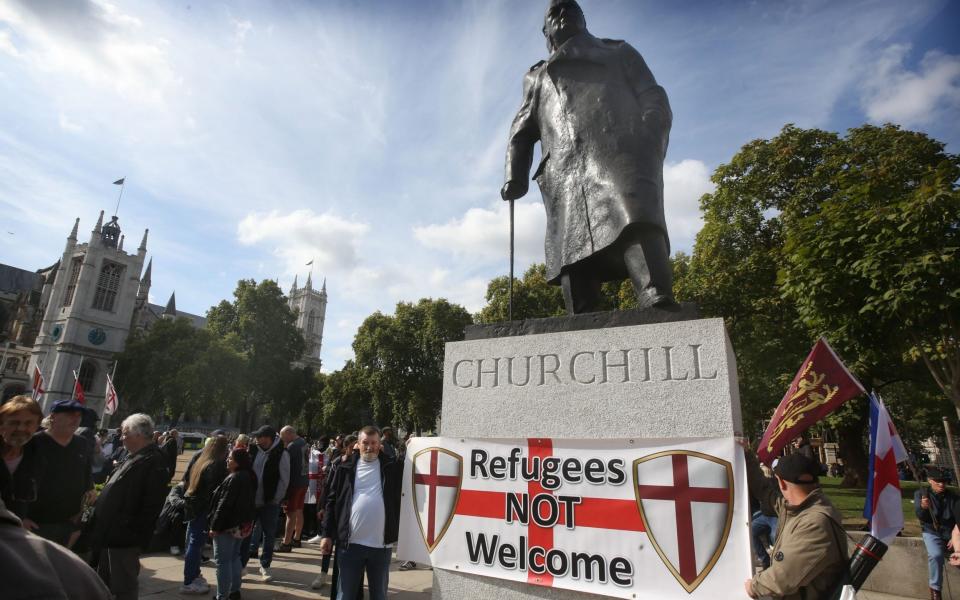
[68,218,79,241]
[138,228,149,253]
[291,274,298,294]
[141,258,152,285]
[305,272,313,290]
[163,291,176,316]
[118,234,125,251]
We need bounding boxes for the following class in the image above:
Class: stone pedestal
[434,315,742,599]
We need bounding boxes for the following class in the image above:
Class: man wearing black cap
[741,444,848,599]
[242,425,289,582]
[915,466,958,600]
[29,399,94,547]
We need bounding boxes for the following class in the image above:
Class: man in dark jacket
[242,425,290,582]
[319,425,403,600]
[87,413,170,600]
[501,0,673,313]
[915,466,958,600]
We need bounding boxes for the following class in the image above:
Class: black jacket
[183,459,227,521]
[321,452,403,546]
[207,470,257,533]
[915,487,958,539]
[87,443,169,549]
[0,441,39,519]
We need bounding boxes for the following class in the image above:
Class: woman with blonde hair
[180,436,229,594]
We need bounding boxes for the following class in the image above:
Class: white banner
[398,436,751,599]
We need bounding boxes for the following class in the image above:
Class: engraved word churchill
[450,344,717,389]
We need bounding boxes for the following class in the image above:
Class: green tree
[113,317,245,421]
[353,298,473,432]
[780,125,960,412]
[687,123,956,485]
[206,279,305,429]
[319,362,373,433]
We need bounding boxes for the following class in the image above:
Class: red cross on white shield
[633,450,734,593]
[412,447,463,552]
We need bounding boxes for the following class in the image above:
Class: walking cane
[509,197,515,322]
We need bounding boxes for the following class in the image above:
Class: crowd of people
[0,393,408,600]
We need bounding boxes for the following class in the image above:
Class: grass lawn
[820,476,928,537]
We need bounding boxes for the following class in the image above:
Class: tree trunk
[838,414,869,487]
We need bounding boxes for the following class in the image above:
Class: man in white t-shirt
[319,426,403,600]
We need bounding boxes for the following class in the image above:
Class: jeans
[751,511,779,568]
[337,543,391,600]
[183,514,208,584]
[213,533,243,600]
[923,531,946,591]
[245,504,281,568]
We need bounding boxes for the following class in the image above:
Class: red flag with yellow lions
[757,338,866,465]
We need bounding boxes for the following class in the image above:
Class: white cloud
[412,200,545,266]
[58,112,83,133]
[0,29,19,57]
[237,209,369,275]
[861,44,960,127]
[663,159,714,254]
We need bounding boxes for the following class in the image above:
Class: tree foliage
[206,279,306,429]
[353,298,472,433]
[685,123,957,485]
[114,317,245,421]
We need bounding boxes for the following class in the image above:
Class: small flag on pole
[72,369,86,404]
[864,392,907,544]
[104,373,119,415]
[757,338,866,465]
[113,178,125,185]
[305,260,313,266]
[31,365,45,401]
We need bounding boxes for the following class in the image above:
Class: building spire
[92,210,104,233]
[138,228,149,252]
[118,234,125,251]
[290,274,298,294]
[305,271,312,290]
[141,258,153,285]
[163,291,176,316]
[321,277,327,294]
[68,218,79,241]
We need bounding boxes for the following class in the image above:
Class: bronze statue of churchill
[501,0,674,314]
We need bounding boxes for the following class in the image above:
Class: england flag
[864,392,908,544]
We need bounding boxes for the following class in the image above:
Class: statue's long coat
[505,32,672,284]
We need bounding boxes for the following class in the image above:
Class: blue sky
[1,0,958,371]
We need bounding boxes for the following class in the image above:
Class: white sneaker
[306,535,324,544]
[178,581,207,595]
[311,572,328,589]
[171,545,182,556]
[259,566,273,583]
[192,577,210,593]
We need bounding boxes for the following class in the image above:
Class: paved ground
[140,543,431,599]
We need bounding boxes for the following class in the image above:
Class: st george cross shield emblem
[633,450,734,593]
[411,447,462,552]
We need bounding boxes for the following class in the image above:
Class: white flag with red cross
[399,436,750,600]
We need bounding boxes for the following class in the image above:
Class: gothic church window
[4,358,18,373]
[78,361,96,392]
[62,257,83,307]
[308,310,317,334]
[92,262,125,312]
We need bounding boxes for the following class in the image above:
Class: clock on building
[50,324,63,341]
[88,327,107,346]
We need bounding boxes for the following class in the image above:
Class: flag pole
[71,355,84,401]
[113,178,126,217]
[100,362,118,427]
[943,417,960,489]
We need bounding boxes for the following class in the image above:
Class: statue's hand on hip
[501,180,528,201]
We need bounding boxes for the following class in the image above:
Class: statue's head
[543,0,587,53]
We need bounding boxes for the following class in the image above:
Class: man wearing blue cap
[28,399,93,547]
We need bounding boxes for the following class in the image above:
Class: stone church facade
[1,212,328,419]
